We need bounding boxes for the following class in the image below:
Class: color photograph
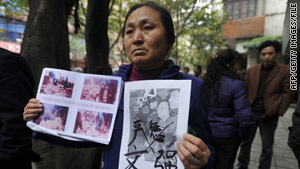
[73,109,113,139]
[39,71,75,98]
[80,77,118,104]
[33,103,69,132]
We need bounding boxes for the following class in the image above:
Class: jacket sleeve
[278,67,294,116]
[0,51,34,168]
[233,80,254,140]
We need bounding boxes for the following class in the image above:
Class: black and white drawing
[119,80,191,169]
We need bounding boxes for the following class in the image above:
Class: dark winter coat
[0,48,35,169]
[208,75,253,140]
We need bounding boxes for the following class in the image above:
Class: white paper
[118,80,191,169]
[27,67,123,144]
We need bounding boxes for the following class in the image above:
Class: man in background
[194,65,202,78]
[183,66,190,74]
[0,47,36,169]
[235,40,294,169]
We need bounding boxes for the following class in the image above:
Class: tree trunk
[20,1,104,169]
[21,0,72,92]
[85,0,110,74]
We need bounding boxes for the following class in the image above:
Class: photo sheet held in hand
[26,68,122,144]
[119,80,191,169]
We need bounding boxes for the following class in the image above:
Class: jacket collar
[254,63,280,85]
[117,60,181,81]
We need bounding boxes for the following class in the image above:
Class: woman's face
[124,7,169,71]
[229,62,242,76]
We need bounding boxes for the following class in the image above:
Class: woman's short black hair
[122,1,175,51]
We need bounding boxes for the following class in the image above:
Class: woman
[203,49,254,169]
[23,1,213,169]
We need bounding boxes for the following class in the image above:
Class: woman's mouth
[132,49,146,55]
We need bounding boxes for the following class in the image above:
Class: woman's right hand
[23,98,43,121]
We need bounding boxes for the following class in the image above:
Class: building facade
[0,15,26,53]
[222,0,288,68]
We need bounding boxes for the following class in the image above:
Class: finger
[182,135,201,156]
[177,142,185,163]
[183,133,209,152]
[25,103,43,111]
[178,141,201,167]
[25,99,42,110]
[28,98,41,104]
[26,108,43,115]
[177,141,194,168]
[182,134,210,167]
[24,113,40,121]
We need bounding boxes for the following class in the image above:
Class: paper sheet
[118,80,191,169]
[27,68,123,144]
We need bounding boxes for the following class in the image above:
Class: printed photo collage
[27,68,123,144]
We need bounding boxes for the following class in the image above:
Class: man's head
[258,40,281,69]
[183,67,189,74]
[194,65,202,74]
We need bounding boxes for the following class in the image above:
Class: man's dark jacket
[0,48,34,169]
[245,63,293,118]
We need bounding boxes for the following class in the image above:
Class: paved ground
[234,105,299,169]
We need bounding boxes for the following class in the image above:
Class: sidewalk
[235,106,298,169]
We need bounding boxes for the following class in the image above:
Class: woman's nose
[133,30,143,44]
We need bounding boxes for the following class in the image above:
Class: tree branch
[175,0,197,38]
[109,0,116,16]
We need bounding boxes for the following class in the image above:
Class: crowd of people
[1,1,298,169]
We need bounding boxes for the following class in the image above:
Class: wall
[264,0,287,36]
[222,16,265,39]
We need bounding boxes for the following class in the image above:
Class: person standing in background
[183,66,190,74]
[0,47,36,169]
[235,40,294,169]
[203,49,253,169]
[194,65,202,78]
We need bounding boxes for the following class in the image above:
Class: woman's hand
[23,98,43,121]
[177,133,211,169]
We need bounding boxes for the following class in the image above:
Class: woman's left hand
[177,133,211,169]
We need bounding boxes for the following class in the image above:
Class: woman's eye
[126,30,133,35]
[144,26,153,30]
